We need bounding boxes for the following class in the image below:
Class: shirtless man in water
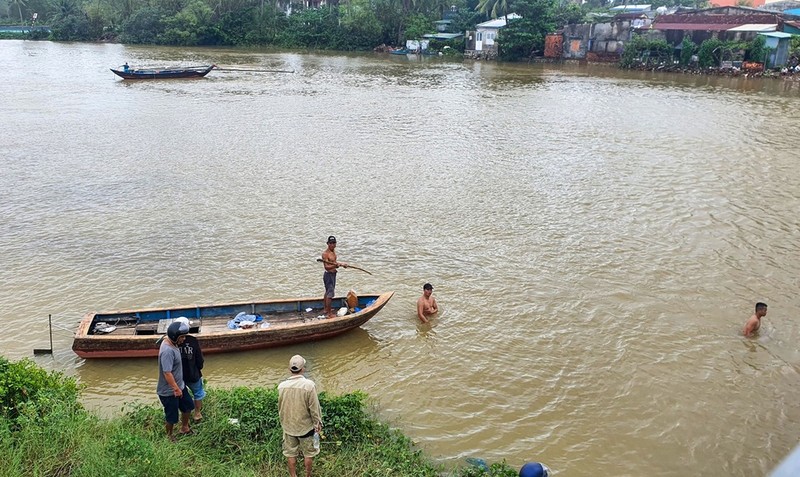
[322,236,347,318]
[742,302,767,337]
[416,283,438,324]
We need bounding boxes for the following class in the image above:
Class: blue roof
[759,31,793,38]
[784,8,800,15]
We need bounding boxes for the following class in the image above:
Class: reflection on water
[2,40,800,476]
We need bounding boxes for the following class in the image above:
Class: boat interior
[87,296,374,336]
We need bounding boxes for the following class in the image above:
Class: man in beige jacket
[278,355,323,477]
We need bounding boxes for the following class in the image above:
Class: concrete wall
[561,20,634,59]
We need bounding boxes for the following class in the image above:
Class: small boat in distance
[72,292,394,358]
[110,64,215,80]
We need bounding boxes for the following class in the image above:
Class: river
[1,40,800,476]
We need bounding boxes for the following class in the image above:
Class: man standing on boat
[278,355,323,477]
[322,236,347,318]
[157,321,194,441]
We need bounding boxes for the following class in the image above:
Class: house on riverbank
[465,13,521,60]
[552,6,799,66]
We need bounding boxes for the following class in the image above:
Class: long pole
[213,67,295,74]
[316,258,373,275]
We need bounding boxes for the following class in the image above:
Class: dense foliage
[619,34,671,68]
[620,34,777,69]
[0,356,519,476]
[0,356,81,425]
[0,0,582,58]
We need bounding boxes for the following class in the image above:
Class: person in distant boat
[157,321,194,442]
[743,302,768,337]
[278,355,323,477]
[416,283,438,324]
[321,236,348,318]
[175,317,205,423]
[123,62,130,72]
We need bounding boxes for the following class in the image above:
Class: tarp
[653,22,748,30]
[726,23,777,31]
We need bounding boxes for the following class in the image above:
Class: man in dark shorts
[157,321,195,441]
[321,236,347,318]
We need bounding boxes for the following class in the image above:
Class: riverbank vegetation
[0,0,585,59]
[620,34,800,76]
[0,356,518,476]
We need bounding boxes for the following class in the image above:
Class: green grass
[0,357,518,477]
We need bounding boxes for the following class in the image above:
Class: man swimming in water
[742,302,767,337]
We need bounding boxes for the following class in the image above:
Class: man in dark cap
[416,283,439,323]
[321,236,348,318]
[157,321,195,441]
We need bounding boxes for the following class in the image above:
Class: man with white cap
[174,317,205,423]
[277,355,323,477]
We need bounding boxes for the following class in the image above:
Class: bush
[0,357,81,425]
[620,35,672,68]
[680,36,695,65]
[696,38,723,67]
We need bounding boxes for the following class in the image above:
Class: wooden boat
[72,292,394,359]
[110,64,215,80]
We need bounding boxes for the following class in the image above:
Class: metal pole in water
[33,314,53,355]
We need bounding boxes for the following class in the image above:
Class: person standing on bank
[322,236,348,318]
[743,302,768,337]
[157,321,195,441]
[175,317,205,423]
[278,355,323,477]
[417,283,439,324]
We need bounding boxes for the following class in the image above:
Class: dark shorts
[159,387,195,424]
[323,271,336,299]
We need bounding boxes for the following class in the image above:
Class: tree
[496,0,556,61]
[8,0,27,23]
[476,0,509,19]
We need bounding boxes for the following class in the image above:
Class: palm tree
[476,0,508,19]
[8,0,28,24]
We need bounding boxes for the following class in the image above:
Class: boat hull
[110,65,214,80]
[72,292,393,359]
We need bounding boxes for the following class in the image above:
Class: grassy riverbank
[0,357,517,476]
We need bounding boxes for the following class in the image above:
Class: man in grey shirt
[157,321,195,441]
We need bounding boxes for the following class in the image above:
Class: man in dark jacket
[175,317,205,422]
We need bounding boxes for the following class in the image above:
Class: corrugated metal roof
[727,23,777,30]
[759,31,794,37]
[422,33,463,39]
[476,13,521,29]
